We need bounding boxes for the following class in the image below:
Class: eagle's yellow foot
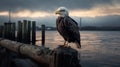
[63,41,66,45]
[63,41,70,47]
[63,41,66,46]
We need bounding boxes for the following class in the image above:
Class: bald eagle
[55,7,81,48]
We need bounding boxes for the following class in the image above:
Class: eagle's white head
[55,7,69,17]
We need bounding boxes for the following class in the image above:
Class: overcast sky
[0,0,120,27]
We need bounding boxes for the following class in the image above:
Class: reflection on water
[36,31,120,67]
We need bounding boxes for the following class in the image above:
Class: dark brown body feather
[56,16,81,48]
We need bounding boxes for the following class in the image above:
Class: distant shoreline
[36,30,120,31]
[36,26,120,31]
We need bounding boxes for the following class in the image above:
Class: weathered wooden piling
[41,24,45,46]
[11,23,16,40]
[17,20,33,44]
[0,26,3,37]
[6,23,11,39]
[22,20,28,43]
[54,46,81,67]
[27,21,31,44]
[32,21,36,45]
[3,23,8,39]
[0,47,12,67]
[17,21,22,42]
[3,23,16,40]
[0,38,81,67]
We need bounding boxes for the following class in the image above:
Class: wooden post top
[53,45,81,67]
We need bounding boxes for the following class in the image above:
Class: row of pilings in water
[0,20,45,45]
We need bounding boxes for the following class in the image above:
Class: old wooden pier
[0,20,81,67]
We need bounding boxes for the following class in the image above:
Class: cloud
[0,11,8,16]
[0,0,120,18]
[0,0,115,11]
[12,10,54,18]
[70,6,120,17]
[0,0,120,27]
[1,2,120,18]
[1,6,120,18]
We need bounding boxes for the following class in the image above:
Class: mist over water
[36,31,120,67]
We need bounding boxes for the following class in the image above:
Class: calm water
[36,31,120,67]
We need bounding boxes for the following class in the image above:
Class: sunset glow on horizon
[0,11,9,16]
[0,7,120,18]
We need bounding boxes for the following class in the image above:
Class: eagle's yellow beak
[55,10,60,14]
